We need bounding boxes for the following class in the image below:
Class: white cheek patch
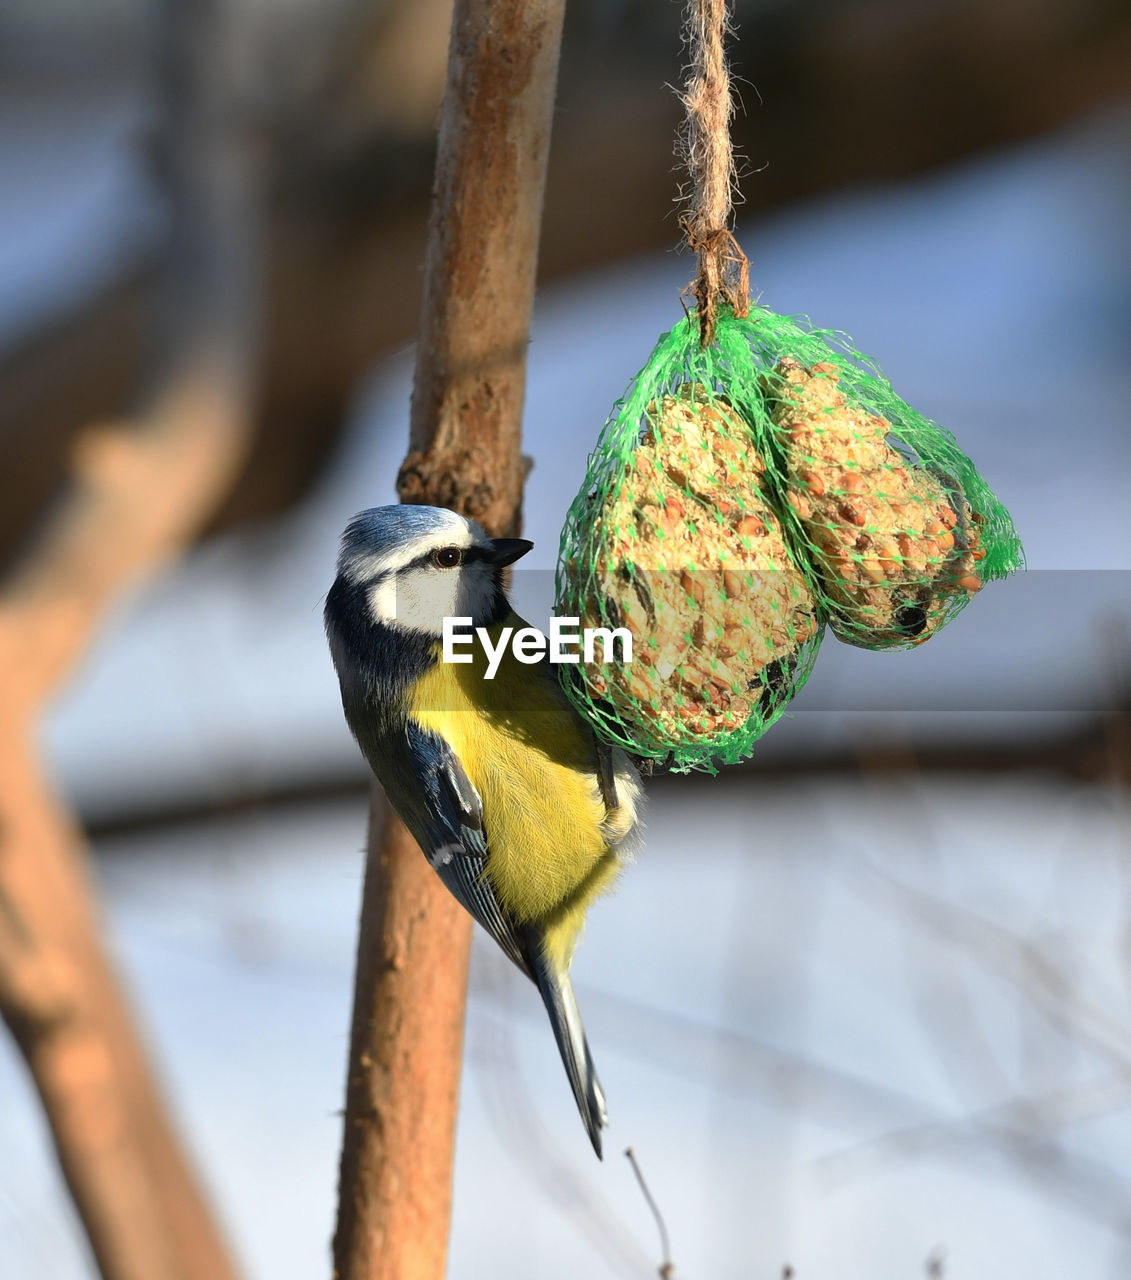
[369,572,460,632]
[368,562,501,635]
[368,578,400,626]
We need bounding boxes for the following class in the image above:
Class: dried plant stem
[625,1147,676,1277]
[680,0,749,345]
[331,3,565,1278]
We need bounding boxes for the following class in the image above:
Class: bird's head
[330,505,532,637]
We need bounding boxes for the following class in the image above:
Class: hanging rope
[680,0,749,346]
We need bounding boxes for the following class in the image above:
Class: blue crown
[340,505,474,558]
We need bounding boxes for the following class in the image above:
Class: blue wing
[390,721,534,979]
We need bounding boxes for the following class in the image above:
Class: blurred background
[1,0,1130,1276]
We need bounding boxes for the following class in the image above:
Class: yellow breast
[409,619,620,965]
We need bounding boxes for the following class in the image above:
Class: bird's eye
[431,546,463,569]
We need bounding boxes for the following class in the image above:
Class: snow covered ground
[1,88,1129,1280]
[5,776,1131,1279]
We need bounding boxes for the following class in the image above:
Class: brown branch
[332,2,565,1277]
[332,806,472,1280]
[397,0,562,532]
[0,1,257,1276]
[0,716,240,1280]
[0,402,249,1280]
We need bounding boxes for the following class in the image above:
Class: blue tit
[324,504,642,1156]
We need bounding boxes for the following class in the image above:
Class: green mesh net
[554,305,1023,772]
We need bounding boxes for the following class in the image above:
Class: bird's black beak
[488,538,534,567]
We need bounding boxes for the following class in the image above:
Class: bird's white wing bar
[428,842,465,868]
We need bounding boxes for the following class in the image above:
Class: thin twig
[625,1147,675,1278]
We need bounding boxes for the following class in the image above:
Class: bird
[324,504,642,1156]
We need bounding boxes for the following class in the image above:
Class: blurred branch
[817,1069,1131,1240]
[476,958,938,1132]
[76,712,1131,842]
[868,867,1131,1072]
[823,848,1131,1234]
[4,0,1130,574]
[474,948,1131,1243]
[0,0,260,1276]
[468,962,653,1279]
[331,2,563,1277]
[817,1070,1131,1181]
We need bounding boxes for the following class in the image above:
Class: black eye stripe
[369,544,487,579]
[426,544,489,570]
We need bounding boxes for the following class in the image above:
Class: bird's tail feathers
[528,945,607,1158]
